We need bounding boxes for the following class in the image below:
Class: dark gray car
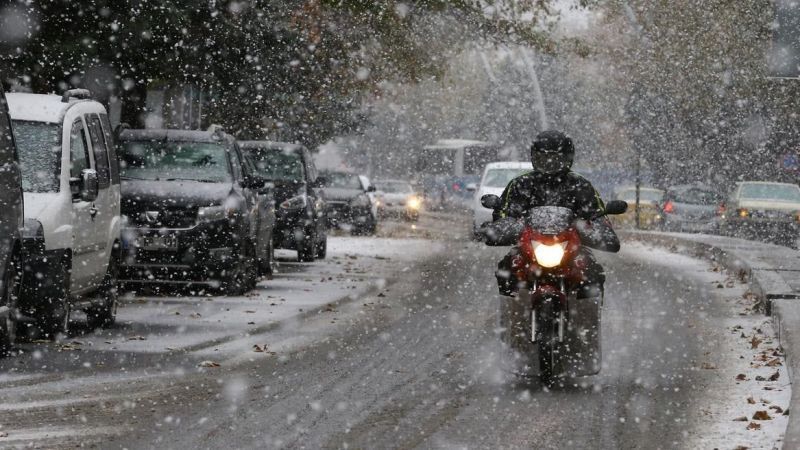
[117,129,276,294]
[659,184,723,233]
[0,84,24,355]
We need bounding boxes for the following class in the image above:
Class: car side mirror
[79,169,99,202]
[481,194,502,210]
[466,183,478,192]
[604,200,628,216]
[367,185,377,193]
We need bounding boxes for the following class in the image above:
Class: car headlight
[280,194,308,210]
[350,194,370,208]
[198,205,238,221]
[406,196,421,209]
[532,241,567,268]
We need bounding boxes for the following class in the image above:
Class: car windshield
[671,188,722,205]
[244,147,304,181]
[12,120,62,193]
[375,181,413,193]
[325,172,361,190]
[483,168,530,188]
[740,184,800,202]
[118,140,231,182]
[616,188,663,203]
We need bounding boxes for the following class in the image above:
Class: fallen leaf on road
[747,422,761,430]
[770,405,784,414]
[769,371,780,381]
[245,310,256,313]
[198,360,220,368]
[733,416,748,421]
[751,336,762,349]
[190,313,202,319]
[736,374,748,381]
[755,376,766,381]
[127,335,146,341]
[253,344,265,353]
[734,446,749,450]
[753,411,772,420]
[747,397,755,404]
[701,362,717,370]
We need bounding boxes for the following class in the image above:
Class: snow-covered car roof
[484,161,532,170]
[238,140,305,152]
[6,92,98,123]
[119,128,234,144]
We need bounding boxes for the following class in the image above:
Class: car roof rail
[61,88,93,103]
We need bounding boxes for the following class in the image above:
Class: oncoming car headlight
[406,196,421,210]
[532,241,567,268]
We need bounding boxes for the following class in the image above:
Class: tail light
[716,203,726,217]
[663,200,674,214]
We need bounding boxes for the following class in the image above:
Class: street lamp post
[635,145,641,229]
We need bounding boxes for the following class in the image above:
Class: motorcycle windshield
[526,206,575,235]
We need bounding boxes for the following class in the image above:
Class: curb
[620,231,800,447]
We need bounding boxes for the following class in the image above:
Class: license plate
[137,235,178,250]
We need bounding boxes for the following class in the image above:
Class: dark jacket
[495,170,620,253]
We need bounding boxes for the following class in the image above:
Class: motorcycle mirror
[604,200,628,216]
[481,194,501,210]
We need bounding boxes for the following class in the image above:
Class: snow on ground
[0,236,443,446]
[63,237,441,356]
[625,242,790,449]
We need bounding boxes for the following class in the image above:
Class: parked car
[0,84,24,353]
[321,171,378,235]
[611,186,665,230]
[373,179,422,221]
[467,162,532,236]
[8,90,121,336]
[117,129,275,294]
[239,141,327,262]
[659,184,723,233]
[720,181,800,247]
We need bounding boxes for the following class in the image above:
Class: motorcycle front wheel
[535,298,560,386]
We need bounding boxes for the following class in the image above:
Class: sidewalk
[622,231,800,447]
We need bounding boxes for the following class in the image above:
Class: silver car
[720,181,800,247]
[660,184,723,233]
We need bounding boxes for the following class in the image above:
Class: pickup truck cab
[7,90,121,337]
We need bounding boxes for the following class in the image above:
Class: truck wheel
[0,253,22,356]
[35,260,71,339]
[87,247,119,329]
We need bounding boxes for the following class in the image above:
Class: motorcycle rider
[488,130,620,297]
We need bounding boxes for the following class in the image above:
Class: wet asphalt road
[111,235,745,449]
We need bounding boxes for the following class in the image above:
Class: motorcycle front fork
[530,278,566,343]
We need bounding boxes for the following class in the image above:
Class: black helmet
[531,130,574,175]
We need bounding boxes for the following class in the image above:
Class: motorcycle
[479,195,627,385]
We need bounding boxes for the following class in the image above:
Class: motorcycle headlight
[198,205,238,221]
[532,241,567,268]
[280,194,308,210]
[406,196,421,210]
[350,194,370,208]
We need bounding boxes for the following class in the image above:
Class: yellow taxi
[610,186,665,230]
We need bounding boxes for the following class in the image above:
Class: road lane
[113,238,785,449]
